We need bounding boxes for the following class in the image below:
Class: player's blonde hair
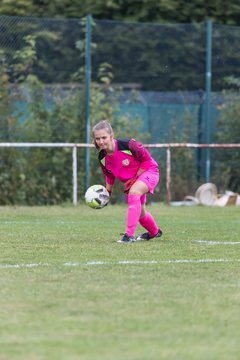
[92,120,114,150]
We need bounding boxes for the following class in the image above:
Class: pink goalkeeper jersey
[98,138,159,186]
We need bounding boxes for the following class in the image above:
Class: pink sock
[139,212,159,237]
[126,194,141,236]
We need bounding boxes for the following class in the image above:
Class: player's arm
[99,156,115,194]
[106,182,113,196]
[129,139,152,172]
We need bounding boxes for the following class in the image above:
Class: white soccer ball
[85,184,109,209]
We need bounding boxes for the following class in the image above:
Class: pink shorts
[138,170,159,196]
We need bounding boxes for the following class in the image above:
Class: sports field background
[0,204,239,359]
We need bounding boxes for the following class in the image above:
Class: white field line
[0,263,48,269]
[0,220,81,224]
[194,240,240,245]
[0,258,240,269]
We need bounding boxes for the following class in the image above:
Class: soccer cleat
[136,228,163,241]
[117,233,136,243]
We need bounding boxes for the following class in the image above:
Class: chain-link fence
[0,15,240,204]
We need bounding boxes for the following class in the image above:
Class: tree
[0,31,147,205]
[0,51,24,204]
[213,78,240,193]
[1,0,240,26]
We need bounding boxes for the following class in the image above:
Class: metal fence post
[72,145,78,206]
[85,14,92,192]
[205,19,213,182]
[166,146,171,205]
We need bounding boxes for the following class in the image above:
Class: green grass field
[0,204,239,360]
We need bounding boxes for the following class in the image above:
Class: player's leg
[136,171,163,241]
[117,181,148,243]
[134,193,162,241]
[137,213,162,240]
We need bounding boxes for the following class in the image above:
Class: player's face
[94,129,114,152]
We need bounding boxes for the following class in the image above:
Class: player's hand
[101,189,112,207]
[123,176,138,194]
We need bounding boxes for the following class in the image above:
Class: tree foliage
[1,0,240,25]
[213,78,240,193]
[0,54,23,204]
[0,7,239,203]
[0,33,146,204]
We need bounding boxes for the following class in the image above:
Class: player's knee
[129,189,141,195]
[129,181,148,196]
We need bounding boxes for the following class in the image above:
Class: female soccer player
[92,120,163,243]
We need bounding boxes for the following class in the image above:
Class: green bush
[0,36,147,205]
[213,88,240,193]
